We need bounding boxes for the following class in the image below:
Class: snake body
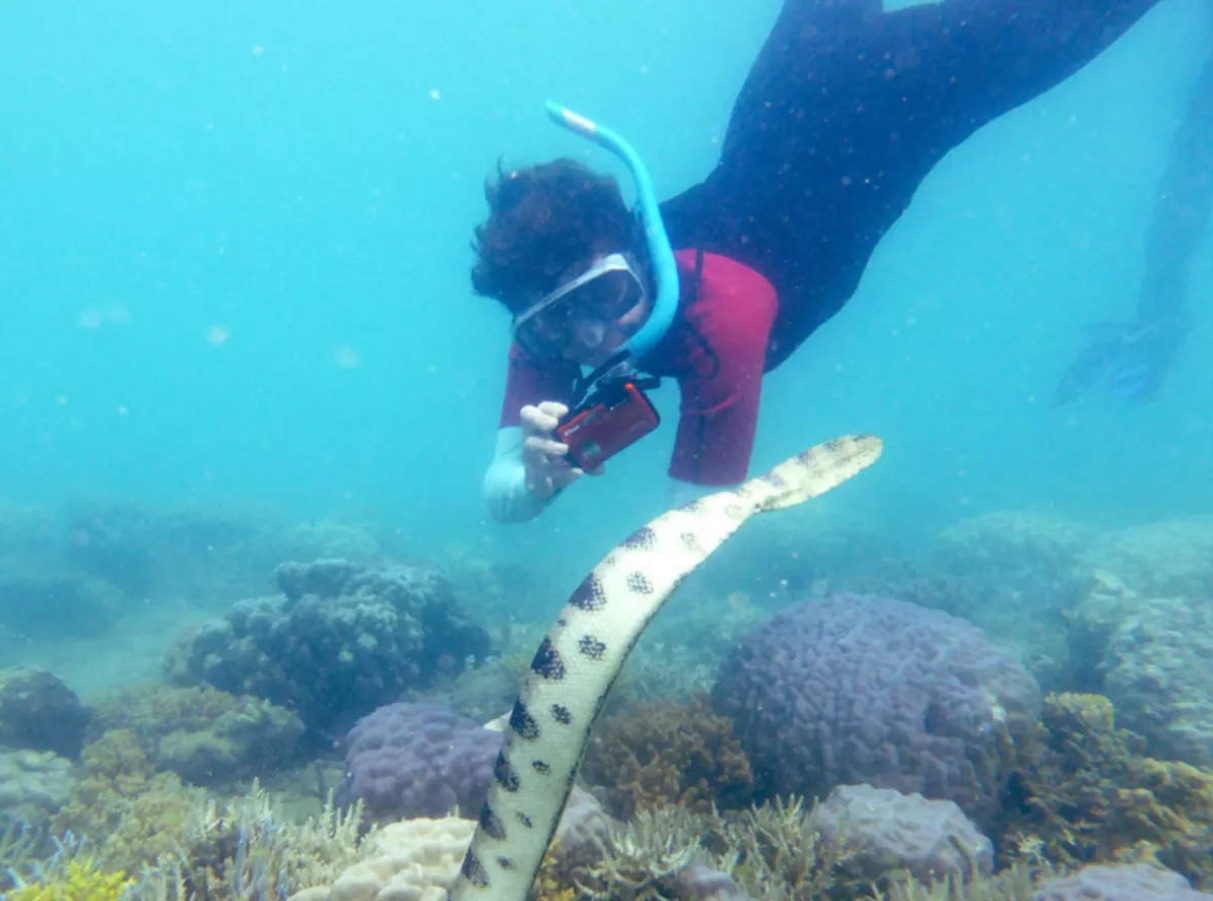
[451,434,883,901]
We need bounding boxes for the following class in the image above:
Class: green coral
[88,685,304,786]
[51,728,205,874]
[5,858,131,901]
[999,692,1213,887]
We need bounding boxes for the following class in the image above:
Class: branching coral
[125,782,369,901]
[564,797,862,901]
[999,692,1213,887]
[877,860,1064,901]
[581,695,755,819]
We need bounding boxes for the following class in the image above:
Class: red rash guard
[498,250,777,485]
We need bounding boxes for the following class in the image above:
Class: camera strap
[569,351,661,412]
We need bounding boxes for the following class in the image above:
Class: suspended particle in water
[333,344,361,369]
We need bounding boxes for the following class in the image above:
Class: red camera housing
[555,380,660,471]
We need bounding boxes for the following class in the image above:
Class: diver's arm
[483,427,547,523]
[1139,53,1213,321]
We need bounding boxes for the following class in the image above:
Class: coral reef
[168,560,491,738]
[125,784,369,901]
[89,685,304,786]
[1001,693,1213,888]
[289,787,608,901]
[808,784,994,884]
[336,702,502,821]
[1032,863,1213,901]
[5,856,132,901]
[0,749,74,832]
[0,667,91,759]
[51,729,206,874]
[581,696,755,820]
[1098,596,1213,767]
[713,595,1041,827]
[567,797,864,901]
[1083,517,1213,599]
[286,815,474,901]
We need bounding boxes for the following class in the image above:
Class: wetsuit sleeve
[668,271,777,485]
[498,343,578,427]
[483,426,546,523]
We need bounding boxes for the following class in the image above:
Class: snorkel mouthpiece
[545,101,678,360]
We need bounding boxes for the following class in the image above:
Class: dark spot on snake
[551,704,572,724]
[478,804,507,840]
[578,635,607,660]
[509,700,541,740]
[626,571,654,594]
[622,525,656,550]
[568,574,608,612]
[530,637,566,680]
[461,850,490,888]
[532,759,551,775]
[494,754,520,792]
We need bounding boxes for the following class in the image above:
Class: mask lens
[512,258,646,358]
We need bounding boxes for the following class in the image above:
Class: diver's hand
[520,402,583,501]
[1055,313,1190,405]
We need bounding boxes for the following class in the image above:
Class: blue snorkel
[545,101,678,360]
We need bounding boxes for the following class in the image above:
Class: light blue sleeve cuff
[483,427,547,523]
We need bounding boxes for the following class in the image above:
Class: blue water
[0,0,1209,601]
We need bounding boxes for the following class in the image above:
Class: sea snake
[451,434,883,901]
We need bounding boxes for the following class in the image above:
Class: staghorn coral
[1000,693,1213,887]
[567,797,863,901]
[126,782,369,901]
[581,696,755,820]
[876,860,1063,901]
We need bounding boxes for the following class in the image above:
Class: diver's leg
[662,0,1165,370]
[1141,51,1213,320]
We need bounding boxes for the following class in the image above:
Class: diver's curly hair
[471,159,644,314]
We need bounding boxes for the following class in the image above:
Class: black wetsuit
[660,0,1165,370]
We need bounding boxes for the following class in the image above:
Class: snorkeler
[475,0,1168,523]
[1055,41,1212,403]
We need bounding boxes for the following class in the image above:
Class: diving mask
[512,253,648,359]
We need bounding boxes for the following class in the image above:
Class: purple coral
[337,702,503,820]
[712,594,1040,827]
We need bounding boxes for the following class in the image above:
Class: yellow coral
[6,858,131,901]
[581,695,754,819]
[51,729,204,874]
[1001,692,1213,888]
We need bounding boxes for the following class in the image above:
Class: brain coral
[712,594,1041,827]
